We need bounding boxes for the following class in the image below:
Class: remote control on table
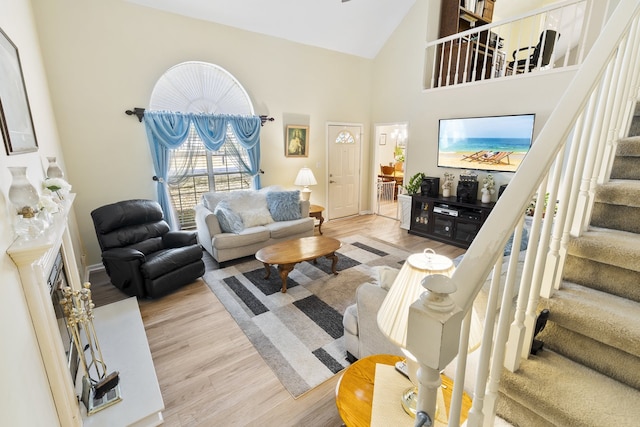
[395,360,410,379]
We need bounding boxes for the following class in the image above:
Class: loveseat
[195,187,314,264]
[343,226,531,390]
[343,266,405,362]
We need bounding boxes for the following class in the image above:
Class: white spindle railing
[426,0,593,89]
[408,0,640,425]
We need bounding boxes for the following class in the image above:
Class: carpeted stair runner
[592,180,640,233]
[499,351,640,426]
[610,135,640,179]
[497,122,640,426]
[563,227,640,303]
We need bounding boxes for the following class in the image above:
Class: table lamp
[294,167,317,201]
[377,248,478,417]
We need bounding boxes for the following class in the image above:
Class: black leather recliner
[91,199,205,298]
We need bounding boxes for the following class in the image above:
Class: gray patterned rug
[203,235,410,398]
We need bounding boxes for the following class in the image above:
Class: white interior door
[327,124,362,220]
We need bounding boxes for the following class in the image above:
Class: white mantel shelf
[7,194,76,269]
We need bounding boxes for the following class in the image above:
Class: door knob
[329,180,336,184]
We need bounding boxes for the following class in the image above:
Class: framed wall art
[1,27,38,155]
[285,125,309,157]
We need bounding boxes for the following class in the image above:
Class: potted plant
[442,172,455,197]
[398,172,424,231]
[481,174,495,203]
[403,172,425,195]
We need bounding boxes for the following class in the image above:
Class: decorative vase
[8,166,46,239]
[8,167,40,218]
[443,187,451,198]
[481,191,491,203]
[46,156,64,178]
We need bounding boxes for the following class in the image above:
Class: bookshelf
[436,0,499,86]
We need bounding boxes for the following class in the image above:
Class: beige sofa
[195,187,314,264]
[342,266,404,363]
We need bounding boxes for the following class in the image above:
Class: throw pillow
[214,200,244,234]
[266,191,302,221]
[375,266,400,291]
[240,207,274,228]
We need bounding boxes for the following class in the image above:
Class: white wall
[31,0,374,266]
[371,0,577,199]
[0,0,68,424]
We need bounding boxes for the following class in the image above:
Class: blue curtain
[144,111,262,229]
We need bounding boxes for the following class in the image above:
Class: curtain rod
[125,107,274,126]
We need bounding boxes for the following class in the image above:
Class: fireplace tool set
[60,283,121,414]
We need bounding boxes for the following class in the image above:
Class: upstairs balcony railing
[409,0,640,425]
[425,0,593,89]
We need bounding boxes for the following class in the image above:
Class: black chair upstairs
[91,199,205,299]
[508,30,560,74]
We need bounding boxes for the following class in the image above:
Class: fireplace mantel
[8,194,83,427]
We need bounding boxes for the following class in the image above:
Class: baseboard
[85,263,105,282]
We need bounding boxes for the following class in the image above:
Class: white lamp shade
[294,167,317,187]
[377,250,455,350]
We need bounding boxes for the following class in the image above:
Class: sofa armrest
[300,200,310,218]
[163,230,198,248]
[195,204,220,256]
[355,283,404,359]
[102,247,145,262]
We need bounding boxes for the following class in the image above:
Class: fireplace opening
[48,250,80,385]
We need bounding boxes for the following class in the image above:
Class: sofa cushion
[266,191,302,221]
[141,244,203,280]
[375,266,400,291]
[214,201,244,234]
[239,207,274,228]
[213,227,271,249]
[265,217,314,239]
[201,192,227,211]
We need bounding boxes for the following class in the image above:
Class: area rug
[203,235,411,398]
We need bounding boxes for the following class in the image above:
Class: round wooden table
[335,354,471,427]
[255,236,341,293]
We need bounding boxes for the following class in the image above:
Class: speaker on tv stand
[456,181,478,203]
[421,177,440,197]
[498,184,508,198]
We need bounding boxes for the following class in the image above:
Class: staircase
[495,131,640,425]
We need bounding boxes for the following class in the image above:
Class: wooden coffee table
[255,236,342,293]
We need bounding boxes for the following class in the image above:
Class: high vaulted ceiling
[126,0,417,59]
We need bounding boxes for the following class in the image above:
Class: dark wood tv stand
[409,195,495,249]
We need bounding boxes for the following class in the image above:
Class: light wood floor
[90,214,465,426]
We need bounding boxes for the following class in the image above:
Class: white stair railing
[425,0,594,89]
[408,0,640,425]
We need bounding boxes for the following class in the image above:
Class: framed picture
[379,133,387,145]
[1,27,38,155]
[285,125,309,157]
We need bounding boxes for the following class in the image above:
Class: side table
[335,354,471,427]
[309,204,325,235]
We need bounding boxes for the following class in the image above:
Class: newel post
[406,274,464,425]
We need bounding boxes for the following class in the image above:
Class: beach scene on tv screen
[438,114,535,172]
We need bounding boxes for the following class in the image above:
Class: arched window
[149,61,256,228]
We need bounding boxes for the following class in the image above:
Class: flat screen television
[437,114,535,173]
